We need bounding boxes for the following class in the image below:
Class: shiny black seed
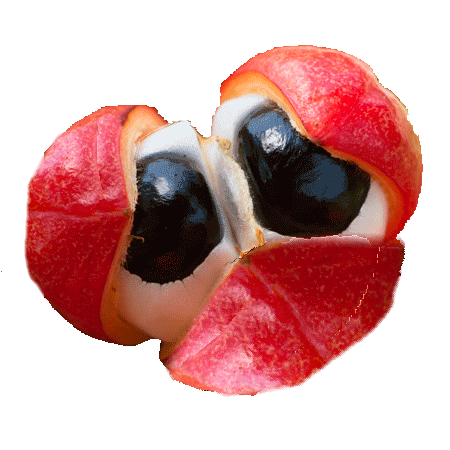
[124,156,222,284]
[238,107,370,237]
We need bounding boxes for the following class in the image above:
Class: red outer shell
[27,106,134,342]
[222,46,422,238]
[162,237,405,395]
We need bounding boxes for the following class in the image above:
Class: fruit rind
[220,46,422,239]
[161,236,405,395]
[27,106,167,344]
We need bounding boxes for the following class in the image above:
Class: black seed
[124,156,222,284]
[238,106,370,237]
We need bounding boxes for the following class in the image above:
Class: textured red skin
[223,46,422,237]
[27,106,134,342]
[162,237,404,395]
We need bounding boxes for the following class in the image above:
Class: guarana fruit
[26,46,422,394]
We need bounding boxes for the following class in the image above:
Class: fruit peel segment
[161,237,404,395]
[219,72,406,242]
[220,46,422,240]
[26,106,166,344]
[28,106,134,216]
[27,210,129,342]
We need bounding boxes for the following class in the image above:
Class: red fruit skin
[222,46,422,238]
[27,106,134,342]
[162,237,404,395]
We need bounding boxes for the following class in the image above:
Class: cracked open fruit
[26,46,422,395]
